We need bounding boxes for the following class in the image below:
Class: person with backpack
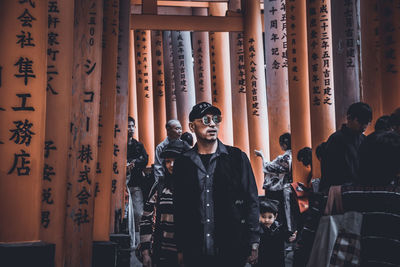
[172,102,260,267]
[139,140,189,267]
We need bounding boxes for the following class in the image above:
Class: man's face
[190,114,220,143]
[128,121,135,138]
[168,121,182,140]
[348,117,370,134]
[259,212,277,228]
[164,157,175,174]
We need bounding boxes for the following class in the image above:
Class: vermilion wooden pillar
[379,0,400,115]
[243,0,270,194]
[331,0,361,129]
[360,0,382,134]
[129,30,139,140]
[0,0,47,243]
[163,31,178,121]
[40,1,74,266]
[192,8,212,103]
[171,31,196,133]
[93,0,119,241]
[229,0,250,155]
[306,0,336,179]
[64,1,104,266]
[264,0,291,159]
[151,30,167,145]
[134,30,155,165]
[209,3,234,145]
[286,0,312,184]
[111,0,130,233]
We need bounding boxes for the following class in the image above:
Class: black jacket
[320,124,365,192]
[172,141,260,265]
[127,138,148,188]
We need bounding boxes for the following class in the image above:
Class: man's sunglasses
[196,115,222,126]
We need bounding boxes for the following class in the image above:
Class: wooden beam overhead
[131,0,225,7]
[142,0,158,14]
[131,14,243,31]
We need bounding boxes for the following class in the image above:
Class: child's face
[259,212,277,228]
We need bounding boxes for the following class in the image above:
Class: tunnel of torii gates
[0,0,399,266]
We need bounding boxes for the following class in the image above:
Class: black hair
[316,142,327,161]
[128,116,135,125]
[359,131,400,186]
[297,147,312,167]
[279,132,291,150]
[347,102,372,125]
[389,108,400,128]
[374,115,391,132]
[181,132,194,146]
[259,200,279,215]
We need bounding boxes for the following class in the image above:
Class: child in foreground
[254,200,297,267]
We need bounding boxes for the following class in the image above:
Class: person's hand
[289,231,298,242]
[254,149,263,158]
[177,252,184,267]
[247,247,258,265]
[127,161,135,172]
[142,249,152,267]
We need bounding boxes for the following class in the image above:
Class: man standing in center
[154,119,182,182]
[173,102,260,267]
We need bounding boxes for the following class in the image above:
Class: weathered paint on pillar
[163,31,178,121]
[40,1,73,266]
[110,0,130,233]
[171,31,196,133]
[360,0,382,135]
[306,0,336,179]
[229,0,249,156]
[0,0,47,242]
[134,30,155,165]
[151,30,167,146]
[264,0,291,159]
[93,0,119,241]
[129,29,139,140]
[286,0,312,184]
[331,0,361,129]
[243,0,270,194]
[379,0,400,115]
[64,1,103,266]
[192,8,212,104]
[209,3,234,145]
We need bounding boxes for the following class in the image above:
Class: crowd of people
[125,101,400,267]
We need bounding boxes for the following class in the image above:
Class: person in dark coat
[255,200,297,267]
[172,102,260,267]
[319,102,372,192]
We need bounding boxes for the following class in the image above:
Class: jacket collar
[182,139,228,172]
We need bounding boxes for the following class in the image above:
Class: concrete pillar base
[0,241,55,267]
[92,241,117,267]
[110,234,131,267]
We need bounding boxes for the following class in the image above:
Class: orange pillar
[243,0,270,194]
[64,1,103,266]
[306,0,336,178]
[151,30,167,145]
[163,31,178,121]
[286,0,312,184]
[192,8,212,103]
[229,0,250,156]
[0,0,47,242]
[209,3,234,145]
[360,0,382,134]
[379,0,400,115]
[171,31,196,133]
[264,0,291,159]
[93,0,119,241]
[40,1,74,266]
[331,0,361,129]
[111,0,130,233]
[129,30,139,140]
[134,30,155,165]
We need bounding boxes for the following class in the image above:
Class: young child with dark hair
[254,200,297,267]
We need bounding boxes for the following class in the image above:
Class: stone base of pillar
[0,241,55,267]
[92,241,117,267]
[110,234,131,267]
